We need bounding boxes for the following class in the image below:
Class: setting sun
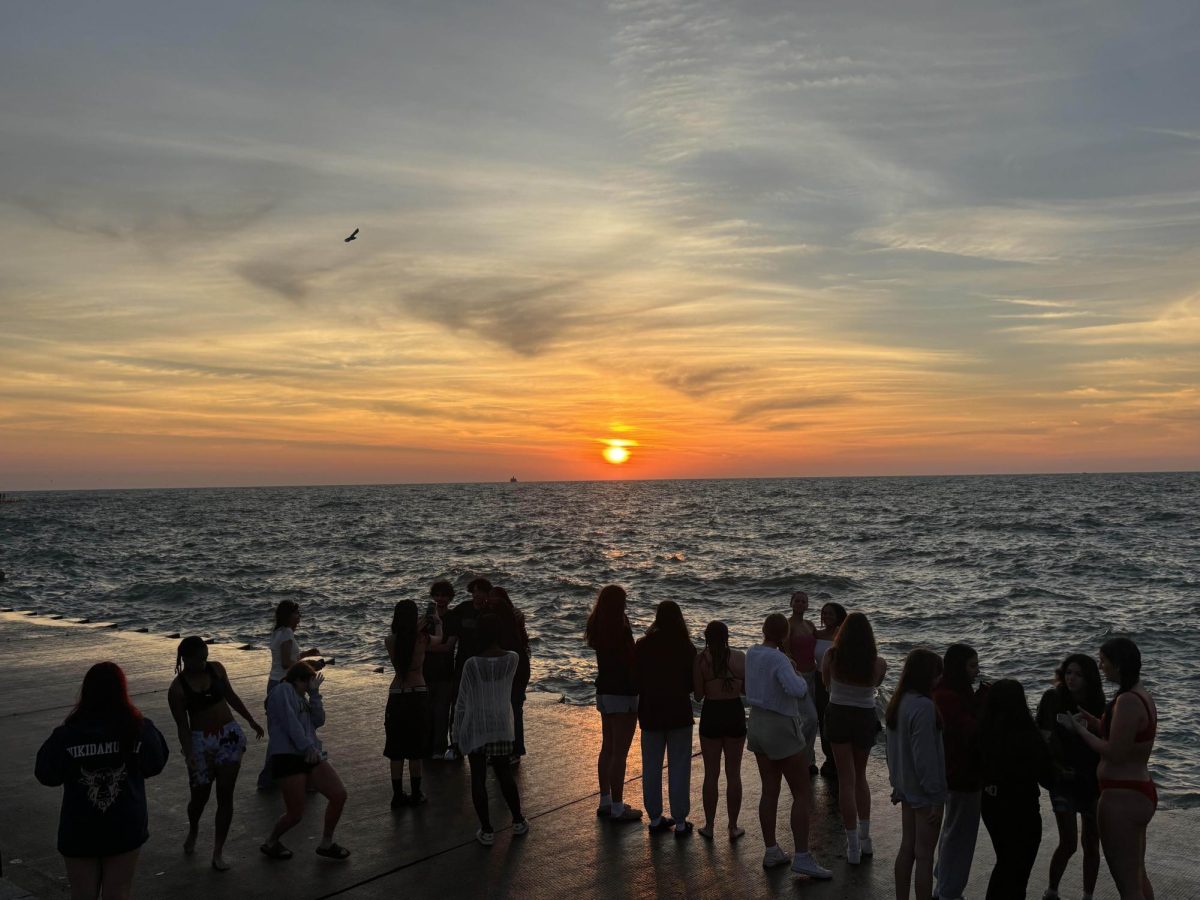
[602,445,630,465]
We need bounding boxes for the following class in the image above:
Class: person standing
[814,602,848,778]
[36,662,170,900]
[453,614,529,846]
[745,613,832,879]
[1036,654,1105,900]
[168,637,264,871]
[423,581,458,758]
[694,620,747,840]
[933,643,987,900]
[384,599,440,807]
[488,586,531,764]
[1058,638,1157,900]
[443,577,491,760]
[786,590,821,775]
[886,649,947,900]
[585,584,643,823]
[261,663,350,861]
[635,600,697,836]
[821,611,887,864]
[257,601,320,790]
[978,679,1053,900]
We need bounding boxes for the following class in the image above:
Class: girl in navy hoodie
[36,662,169,900]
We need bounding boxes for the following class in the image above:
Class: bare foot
[183,829,198,854]
[211,854,230,872]
[729,826,746,840]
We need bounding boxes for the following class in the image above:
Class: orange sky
[2,3,1198,489]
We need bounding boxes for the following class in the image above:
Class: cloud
[731,393,851,423]
[655,364,754,398]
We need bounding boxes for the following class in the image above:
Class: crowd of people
[34,583,1158,900]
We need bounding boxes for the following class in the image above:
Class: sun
[602,445,631,465]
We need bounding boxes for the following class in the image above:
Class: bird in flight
[344,228,359,243]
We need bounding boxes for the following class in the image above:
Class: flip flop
[315,843,351,860]
[260,842,293,860]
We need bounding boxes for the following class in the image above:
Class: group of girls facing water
[887,637,1157,900]
[35,583,1158,900]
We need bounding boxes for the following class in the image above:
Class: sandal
[315,843,351,860]
[260,842,293,860]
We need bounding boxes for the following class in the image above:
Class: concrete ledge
[1,613,1194,899]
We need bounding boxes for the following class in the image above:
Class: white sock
[858,819,871,839]
[610,801,625,817]
[846,829,860,850]
[600,793,612,807]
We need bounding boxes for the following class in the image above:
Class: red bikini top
[1101,691,1156,743]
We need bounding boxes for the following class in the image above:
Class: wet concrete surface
[0,612,1194,898]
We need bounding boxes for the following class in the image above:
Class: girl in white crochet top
[453,613,530,845]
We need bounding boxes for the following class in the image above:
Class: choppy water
[2,474,1197,807]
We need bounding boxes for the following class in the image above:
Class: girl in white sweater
[454,614,530,846]
[885,649,948,900]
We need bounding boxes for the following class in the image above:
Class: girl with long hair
[786,591,821,775]
[257,600,321,790]
[1058,638,1157,900]
[488,586,531,764]
[634,600,698,835]
[384,599,441,807]
[693,620,747,839]
[454,614,529,845]
[886,649,947,900]
[261,662,350,861]
[1036,654,1105,900]
[168,637,264,871]
[932,643,986,900]
[814,601,848,778]
[978,679,1053,899]
[585,584,642,822]
[745,613,831,878]
[36,662,169,900]
[821,611,887,863]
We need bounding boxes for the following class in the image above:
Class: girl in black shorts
[693,621,747,840]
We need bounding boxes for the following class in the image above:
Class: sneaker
[476,829,494,846]
[610,806,643,822]
[859,837,873,857]
[512,820,530,836]
[444,748,460,761]
[763,846,790,868]
[647,817,675,833]
[673,821,694,838]
[791,853,833,879]
[409,790,428,805]
[595,804,612,818]
[390,792,410,809]
[846,842,862,865]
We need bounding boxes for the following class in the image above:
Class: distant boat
[0,493,21,504]
[509,476,518,483]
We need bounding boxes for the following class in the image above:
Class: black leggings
[468,752,522,831]
[982,795,1041,900]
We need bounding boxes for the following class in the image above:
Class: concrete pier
[0,612,1194,898]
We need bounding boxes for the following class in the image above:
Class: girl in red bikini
[1059,637,1156,900]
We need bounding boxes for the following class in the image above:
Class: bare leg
[754,753,782,848]
[724,735,745,832]
[1099,789,1153,900]
[389,759,406,780]
[62,857,101,900]
[211,763,240,869]
[310,761,348,846]
[831,742,858,830]
[1081,807,1101,897]
[895,803,916,900]
[913,804,943,900]
[184,780,212,853]
[779,752,812,853]
[267,775,307,845]
[597,713,613,796]
[699,735,722,832]
[852,745,872,824]
[608,712,637,805]
[1048,809,1078,891]
[97,849,140,900]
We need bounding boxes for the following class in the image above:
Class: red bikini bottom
[1099,778,1158,808]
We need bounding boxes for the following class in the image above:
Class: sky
[2,0,1198,489]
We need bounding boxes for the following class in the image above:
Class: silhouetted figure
[694,620,746,840]
[36,662,169,899]
[168,637,263,871]
[344,228,359,243]
[423,581,458,758]
[384,599,440,807]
